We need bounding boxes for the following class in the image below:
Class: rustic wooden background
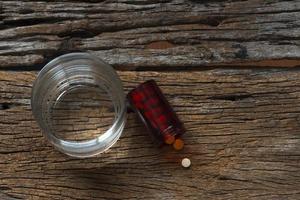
[1,0,300,199]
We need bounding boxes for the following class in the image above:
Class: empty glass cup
[31,52,126,158]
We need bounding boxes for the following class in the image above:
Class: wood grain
[0,70,300,199]
[1,0,300,69]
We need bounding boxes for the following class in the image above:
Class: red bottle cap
[127,80,185,146]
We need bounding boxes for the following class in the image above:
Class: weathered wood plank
[0,69,300,199]
[0,0,300,69]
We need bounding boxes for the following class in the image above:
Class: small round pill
[173,138,184,150]
[181,158,191,168]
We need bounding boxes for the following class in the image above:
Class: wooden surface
[1,0,300,69]
[1,0,300,199]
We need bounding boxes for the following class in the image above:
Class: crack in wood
[1,17,74,29]
[0,186,11,190]
[208,94,252,101]
[58,29,98,39]
[0,102,14,110]
[198,16,228,27]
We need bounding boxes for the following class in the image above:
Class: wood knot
[146,41,175,50]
